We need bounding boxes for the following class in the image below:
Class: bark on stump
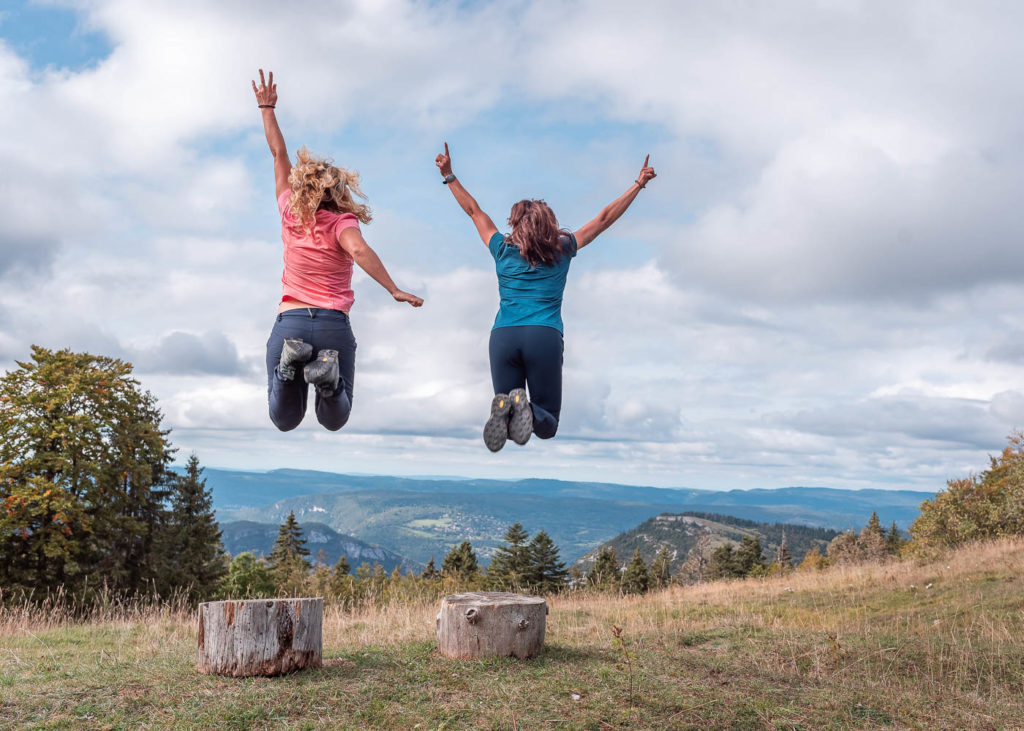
[436,592,547,660]
[197,598,323,676]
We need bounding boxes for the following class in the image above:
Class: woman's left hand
[393,290,424,307]
[636,154,657,188]
[252,68,278,107]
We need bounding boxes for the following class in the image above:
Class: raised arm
[435,142,498,246]
[574,155,657,250]
[252,69,291,198]
[338,228,424,308]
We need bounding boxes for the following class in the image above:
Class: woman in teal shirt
[436,144,657,451]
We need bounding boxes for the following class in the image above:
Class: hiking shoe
[279,338,313,381]
[507,388,533,445]
[304,349,340,397]
[483,393,512,452]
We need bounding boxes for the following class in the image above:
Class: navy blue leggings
[265,308,356,431]
[488,325,563,439]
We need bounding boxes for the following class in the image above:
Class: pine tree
[621,548,650,594]
[649,546,672,589]
[860,511,888,561]
[736,534,765,576]
[587,546,620,590]
[487,522,531,590]
[886,522,904,555]
[420,556,439,580]
[527,529,568,593]
[162,454,226,602]
[334,554,350,576]
[268,511,311,588]
[442,541,480,582]
[706,544,741,579]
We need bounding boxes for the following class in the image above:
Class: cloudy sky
[1,0,1021,491]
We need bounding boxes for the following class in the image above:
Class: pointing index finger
[444,141,449,156]
[643,154,650,168]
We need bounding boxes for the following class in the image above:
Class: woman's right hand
[252,68,278,107]
[435,142,453,177]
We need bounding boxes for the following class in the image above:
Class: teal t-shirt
[488,231,577,333]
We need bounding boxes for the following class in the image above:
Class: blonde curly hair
[286,146,372,225]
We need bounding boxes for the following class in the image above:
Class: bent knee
[272,417,302,432]
[534,423,559,439]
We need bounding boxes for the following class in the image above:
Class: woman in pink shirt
[253,70,423,431]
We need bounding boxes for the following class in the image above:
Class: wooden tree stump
[197,598,322,677]
[436,592,547,660]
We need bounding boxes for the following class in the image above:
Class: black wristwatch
[442,173,456,184]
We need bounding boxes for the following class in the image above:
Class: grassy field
[2,539,1022,729]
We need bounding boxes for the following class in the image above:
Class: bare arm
[338,228,424,307]
[574,155,657,250]
[252,69,291,198]
[435,142,498,246]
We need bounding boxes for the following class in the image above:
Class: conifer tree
[268,511,311,588]
[442,541,480,582]
[736,534,766,576]
[487,522,531,590]
[420,556,439,580]
[860,511,888,561]
[886,522,904,555]
[621,548,650,594]
[707,543,741,579]
[649,546,673,589]
[527,529,568,593]
[587,546,620,590]
[162,453,226,602]
[334,554,350,576]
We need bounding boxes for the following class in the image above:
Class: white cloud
[0,1,1022,491]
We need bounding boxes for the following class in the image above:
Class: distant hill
[219,520,419,575]
[201,468,932,565]
[573,512,842,572]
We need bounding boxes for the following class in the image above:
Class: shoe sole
[483,393,512,452]
[304,350,340,397]
[507,388,532,445]
[279,339,313,381]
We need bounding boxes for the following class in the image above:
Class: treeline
[0,348,225,605]
[4,347,1021,608]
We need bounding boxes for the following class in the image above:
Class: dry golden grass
[2,538,1022,728]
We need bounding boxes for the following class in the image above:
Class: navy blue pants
[265,308,356,431]
[488,325,563,439]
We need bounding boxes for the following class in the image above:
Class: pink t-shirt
[277,190,361,312]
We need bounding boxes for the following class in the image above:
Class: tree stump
[197,598,322,677]
[436,592,547,660]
